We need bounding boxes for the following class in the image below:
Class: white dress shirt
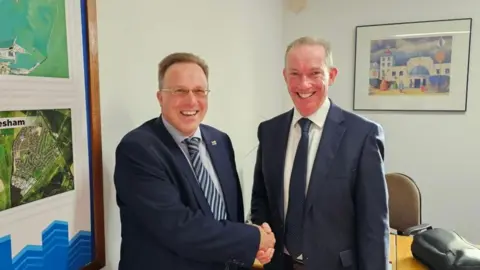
[283,98,330,259]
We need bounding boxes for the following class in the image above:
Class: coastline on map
[0,109,74,212]
[0,0,70,78]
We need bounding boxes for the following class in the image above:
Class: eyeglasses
[161,88,210,97]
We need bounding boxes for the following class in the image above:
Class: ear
[282,68,288,83]
[328,67,338,86]
[156,90,163,105]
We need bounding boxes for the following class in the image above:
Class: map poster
[0,0,70,78]
[0,109,74,212]
[0,0,101,269]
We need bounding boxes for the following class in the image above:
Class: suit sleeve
[355,123,390,270]
[114,135,260,267]
[250,123,270,225]
[225,134,246,222]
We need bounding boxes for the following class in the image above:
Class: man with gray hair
[250,36,390,270]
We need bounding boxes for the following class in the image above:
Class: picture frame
[81,0,106,269]
[0,0,105,269]
[353,18,472,112]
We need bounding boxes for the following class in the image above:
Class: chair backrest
[385,173,422,232]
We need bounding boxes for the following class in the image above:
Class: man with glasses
[114,52,275,270]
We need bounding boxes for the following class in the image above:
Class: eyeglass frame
[159,88,211,97]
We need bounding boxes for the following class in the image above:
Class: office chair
[386,173,430,235]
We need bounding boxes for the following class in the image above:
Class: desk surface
[392,235,426,270]
[253,234,427,269]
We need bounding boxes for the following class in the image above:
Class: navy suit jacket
[114,117,260,270]
[250,102,390,270]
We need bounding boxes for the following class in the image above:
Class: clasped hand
[253,223,275,265]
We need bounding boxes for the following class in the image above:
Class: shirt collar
[292,98,331,129]
[161,115,202,144]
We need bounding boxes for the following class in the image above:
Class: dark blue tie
[285,117,311,259]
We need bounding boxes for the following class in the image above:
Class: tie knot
[298,118,311,134]
[185,137,201,148]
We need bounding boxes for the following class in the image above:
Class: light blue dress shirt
[162,116,224,201]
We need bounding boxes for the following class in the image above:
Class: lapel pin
[211,140,217,145]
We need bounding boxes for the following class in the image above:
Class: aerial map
[0,0,69,78]
[0,109,74,212]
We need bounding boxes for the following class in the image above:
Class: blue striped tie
[184,137,228,220]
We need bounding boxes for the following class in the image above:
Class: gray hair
[284,36,334,68]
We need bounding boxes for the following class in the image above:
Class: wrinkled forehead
[285,44,327,71]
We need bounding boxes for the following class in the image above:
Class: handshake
[251,223,276,265]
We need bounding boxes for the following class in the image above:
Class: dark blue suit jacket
[250,102,389,270]
[114,117,260,270]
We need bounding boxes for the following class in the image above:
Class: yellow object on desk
[394,235,426,269]
[390,234,480,270]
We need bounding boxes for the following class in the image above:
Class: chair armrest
[401,223,432,236]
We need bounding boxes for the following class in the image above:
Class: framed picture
[353,18,472,112]
[0,0,105,269]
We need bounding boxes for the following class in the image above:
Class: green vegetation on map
[0,109,74,211]
[0,0,69,78]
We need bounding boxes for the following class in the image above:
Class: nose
[299,75,312,89]
[184,90,198,105]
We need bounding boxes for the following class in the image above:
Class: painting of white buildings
[369,36,452,95]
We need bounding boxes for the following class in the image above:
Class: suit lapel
[201,127,235,219]
[305,103,346,213]
[269,110,293,220]
[153,118,212,216]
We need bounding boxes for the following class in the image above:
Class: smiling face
[283,44,338,117]
[157,62,208,136]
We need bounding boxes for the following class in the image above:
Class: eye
[192,89,206,95]
[174,89,189,95]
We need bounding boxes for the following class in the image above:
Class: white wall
[284,0,480,242]
[97,0,480,267]
[96,0,285,268]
